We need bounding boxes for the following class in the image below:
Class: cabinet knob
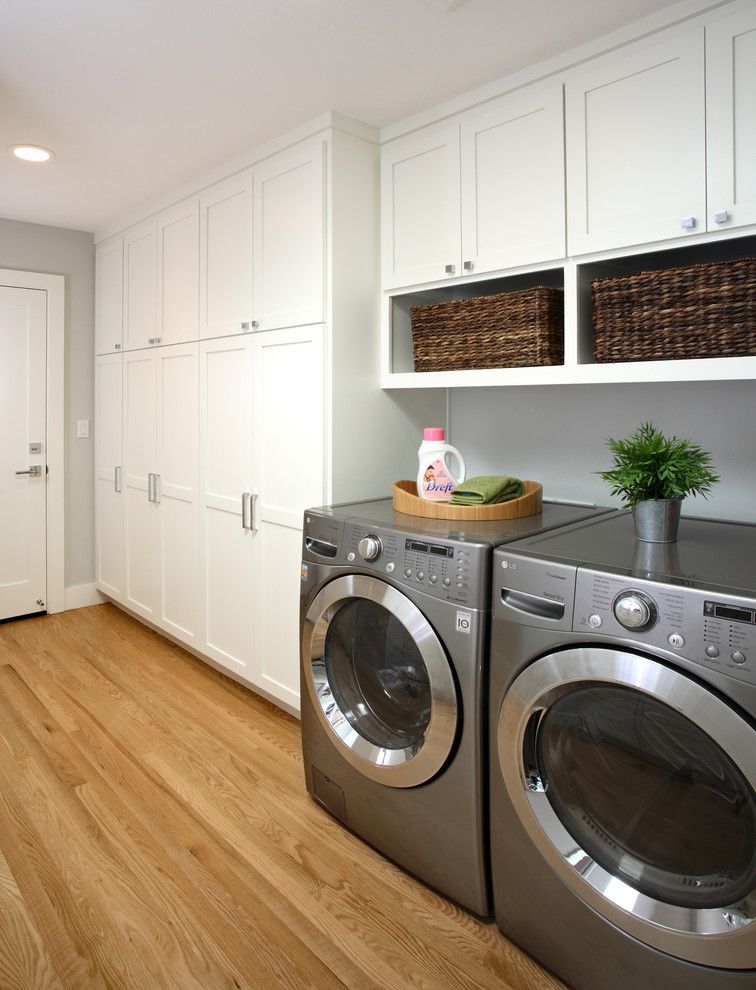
[114,343,121,350]
[444,264,456,275]
[713,210,730,225]
[680,216,696,230]
[241,320,259,332]
[463,261,474,272]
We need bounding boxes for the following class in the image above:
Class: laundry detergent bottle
[417,428,466,502]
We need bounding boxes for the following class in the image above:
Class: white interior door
[95,353,124,601]
[251,324,324,710]
[123,349,160,620]
[0,286,47,620]
[156,343,199,645]
[199,336,255,677]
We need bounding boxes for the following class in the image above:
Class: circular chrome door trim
[498,647,756,969]
[302,574,458,788]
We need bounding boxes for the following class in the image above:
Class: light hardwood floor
[0,604,563,990]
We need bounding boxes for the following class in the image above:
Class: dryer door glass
[325,597,431,749]
[536,684,756,910]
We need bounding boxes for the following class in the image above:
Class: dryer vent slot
[306,538,338,558]
[501,588,565,621]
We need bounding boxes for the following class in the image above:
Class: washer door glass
[303,575,458,788]
[325,597,431,749]
[537,683,756,910]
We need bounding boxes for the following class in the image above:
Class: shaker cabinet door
[706,6,756,232]
[461,84,565,275]
[381,123,461,290]
[123,219,158,350]
[566,29,706,255]
[95,235,123,355]
[95,353,124,600]
[199,171,254,340]
[199,336,256,678]
[250,324,325,711]
[253,139,325,331]
[157,199,199,346]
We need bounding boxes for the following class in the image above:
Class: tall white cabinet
[94,115,440,713]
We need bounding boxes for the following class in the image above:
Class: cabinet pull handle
[463,260,474,272]
[249,492,259,533]
[680,216,696,229]
[241,492,251,530]
[114,466,122,493]
[241,320,259,332]
[148,336,162,345]
[114,343,121,350]
[147,473,154,502]
[444,264,456,275]
[153,473,161,504]
[713,210,730,225]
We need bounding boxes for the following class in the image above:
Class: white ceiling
[1,0,684,233]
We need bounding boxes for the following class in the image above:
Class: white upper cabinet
[460,84,565,275]
[123,219,158,350]
[565,29,706,255]
[706,6,756,232]
[253,139,325,331]
[381,123,461,289]
[157,198,199,346]
[199,170,254,339]
[95,235,123,354]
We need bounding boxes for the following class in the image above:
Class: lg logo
[456,611,472,634]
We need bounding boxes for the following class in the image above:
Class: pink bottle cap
[423,427,445,441]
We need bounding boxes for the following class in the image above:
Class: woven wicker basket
[592,257,756,363]
[410,286,563,372]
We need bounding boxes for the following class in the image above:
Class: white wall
[0,217,95,587]
[450,381,756,522]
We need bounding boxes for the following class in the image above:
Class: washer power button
[667,633,685,649]
[588,614,602,628]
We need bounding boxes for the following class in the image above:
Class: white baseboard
[64,583,106,611]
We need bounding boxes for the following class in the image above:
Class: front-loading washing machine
[300,497,613,915]
[489,510,755,988]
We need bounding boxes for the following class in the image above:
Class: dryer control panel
[574,568,756,687]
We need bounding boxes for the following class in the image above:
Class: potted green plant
[599,423,719,543]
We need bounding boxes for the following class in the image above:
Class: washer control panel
[574,568,756,686]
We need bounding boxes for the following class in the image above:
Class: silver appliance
[490,510,756,988]
[300,497,613,915]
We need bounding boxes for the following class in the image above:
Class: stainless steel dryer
[490,510,756,988]
[300,497,612,916]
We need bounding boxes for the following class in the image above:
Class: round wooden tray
[392,480,543,520]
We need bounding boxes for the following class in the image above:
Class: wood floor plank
[0,605,563,990]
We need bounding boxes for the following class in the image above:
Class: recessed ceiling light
[10,144,55,163]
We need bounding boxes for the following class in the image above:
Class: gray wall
[450,380,756,522]
[0,217,95,587]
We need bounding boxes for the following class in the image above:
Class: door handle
[16,464,43,477]
[114,466,122,492]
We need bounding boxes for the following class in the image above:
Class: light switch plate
[76,419,90,439]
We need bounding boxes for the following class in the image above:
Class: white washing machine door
[302,574,458,788]
[498,647,756,969]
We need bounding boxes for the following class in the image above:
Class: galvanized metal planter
[632,498,683,543]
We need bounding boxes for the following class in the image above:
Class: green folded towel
[450,475,525,506]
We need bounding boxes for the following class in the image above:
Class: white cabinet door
[707,6,756,231]
[566,29,706,255]
[156,343,199,645]
[95,236,123,355]
[381,123,461,289]
[95,353,124,601]
[124,219,158,350]
[158,199,199,345]
[199,336,255,678]
[199,171,254,340]
[122,349,160,620]
[250,325,324,711]
[461,85,565,274]
[253,139,325,331]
